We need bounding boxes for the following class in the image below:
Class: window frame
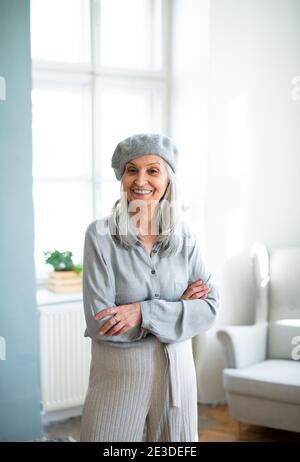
[31,0,172,286]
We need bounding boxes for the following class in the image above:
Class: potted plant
[44,250,83,293]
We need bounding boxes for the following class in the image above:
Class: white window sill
[36,287,83,306]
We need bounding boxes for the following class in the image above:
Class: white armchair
[217,243,300,433]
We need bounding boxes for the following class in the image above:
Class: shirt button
[151,270,156,274]
[154,293,159,298]
[152,249,157,253]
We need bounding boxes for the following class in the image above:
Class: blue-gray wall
[0,0,42,441]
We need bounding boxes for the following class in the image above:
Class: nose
[133,170,150,187]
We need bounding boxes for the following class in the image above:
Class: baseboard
[42,406,83,424]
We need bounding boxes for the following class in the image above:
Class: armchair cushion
[268,320,300,360]
[223,359,300,405]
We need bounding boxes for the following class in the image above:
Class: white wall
[171,0,300,403]
[170,0,210,246]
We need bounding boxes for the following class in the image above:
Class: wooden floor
[198,404,300,442]
[43,404,300,442]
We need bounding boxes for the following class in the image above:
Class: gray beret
[111,133,179,181]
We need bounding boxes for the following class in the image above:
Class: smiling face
[122,154,170,206]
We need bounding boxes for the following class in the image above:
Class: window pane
[95,181,120,218]
[30,0,91,63]
[97,82,163,181]
[33,181,93,279]
[32,85,92,179]
[99,0,162,70]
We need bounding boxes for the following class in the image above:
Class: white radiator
[39,302,91,412]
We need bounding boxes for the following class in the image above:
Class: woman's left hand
[95,302,142,336]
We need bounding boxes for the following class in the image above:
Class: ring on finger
[113,314,121,324]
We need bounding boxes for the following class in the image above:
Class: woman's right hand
[180,279,211,300]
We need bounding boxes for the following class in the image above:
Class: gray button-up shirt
[83,216,220,407]
[83,215,219,345]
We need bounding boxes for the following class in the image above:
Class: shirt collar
[135,238,163,251]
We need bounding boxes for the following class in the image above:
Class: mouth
[131,188,154,196]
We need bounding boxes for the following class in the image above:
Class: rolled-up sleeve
[83,222,148,343]
[140,233,220,343]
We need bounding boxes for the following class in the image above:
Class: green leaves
[44,250,83,273]
[73,262,83,274]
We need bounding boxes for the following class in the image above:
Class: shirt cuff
[140,300,152,330]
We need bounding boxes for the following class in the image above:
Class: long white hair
[108,161,185,257]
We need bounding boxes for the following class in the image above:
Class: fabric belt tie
[164,343,181,408]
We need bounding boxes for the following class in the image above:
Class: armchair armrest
[217,322,268,369]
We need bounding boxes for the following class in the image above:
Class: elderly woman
[80,133,219,442]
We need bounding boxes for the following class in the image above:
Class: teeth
[132,189,152,194]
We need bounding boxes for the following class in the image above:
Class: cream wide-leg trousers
[80,335,198,442]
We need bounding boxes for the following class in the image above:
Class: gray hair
[108,161,184,257]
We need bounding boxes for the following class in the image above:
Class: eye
[127,168,136,173]
[149,169,159,174]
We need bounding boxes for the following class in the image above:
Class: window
[99,0,162,70]
[30,0,91,63]
[31,0,169,283]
